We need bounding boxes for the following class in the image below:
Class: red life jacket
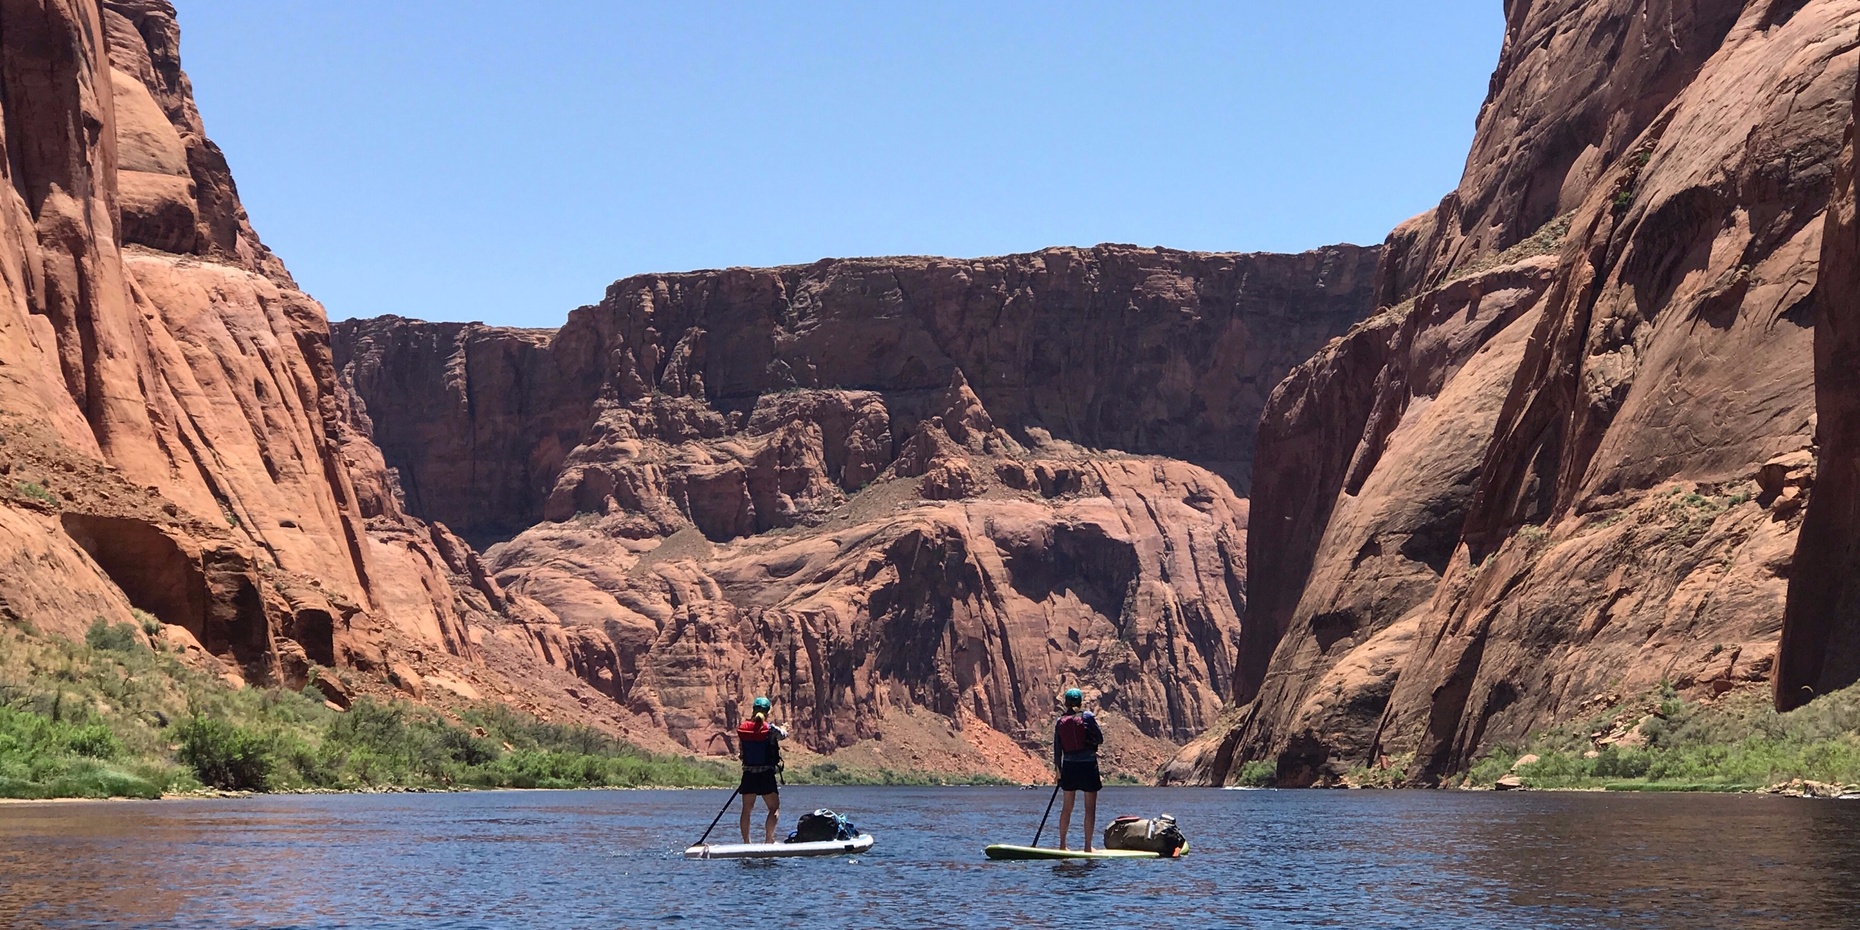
[1057,713,1095,753]
[737,719,780,770]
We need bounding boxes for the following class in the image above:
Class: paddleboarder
[1053,687,1103,851]
[736,696,786,844]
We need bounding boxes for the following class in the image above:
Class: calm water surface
[1,787,1857,928]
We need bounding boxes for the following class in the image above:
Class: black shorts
[1058,758,1102,793]
[738,770,779,796]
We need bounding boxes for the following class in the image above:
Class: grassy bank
[1461,683,1860,792]
[0,620,732,799]
[786,761,1014,786]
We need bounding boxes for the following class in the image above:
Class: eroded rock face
[336,250,1379,775]
[336,245,1379,545]
[1227,258,1560,785]
[483,417,1250,777]
[1172,0,1860,786]
[1376,0,1747,302]
[0,0,497,694]
[1782,64,1860,709]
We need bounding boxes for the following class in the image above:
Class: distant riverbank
[1227,681,1860,796]
[0,621,1012,800]
[0,619,736,800]
[11,620,1860,801]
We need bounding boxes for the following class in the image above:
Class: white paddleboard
[684,833,875,859]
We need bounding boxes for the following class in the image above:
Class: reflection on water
[1,788,1856,928]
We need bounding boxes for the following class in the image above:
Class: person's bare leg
[1082,791,1098,852]
[739,794,753,843]
[763,792,780,844]
[1057,790,1076,850]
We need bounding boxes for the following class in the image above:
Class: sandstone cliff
[0,0,1385,779]
[0,0,533,714]
[21,0,1848,788]
[1171,0,1860,786]
[1782,50,1860,711]
[335,247,1379,776]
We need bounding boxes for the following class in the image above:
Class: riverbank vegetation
[1463,683,1860,792]
[0,620,734,799]
[789,761,1013,786]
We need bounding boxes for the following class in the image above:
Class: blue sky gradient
[175,1,1504,326]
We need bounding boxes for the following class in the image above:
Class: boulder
[388,663,425,701]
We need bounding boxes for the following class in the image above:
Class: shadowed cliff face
[0,0,519,707]
[1169,0,1860,786]
[334,248,1379,776]
[1781,71,1860,710]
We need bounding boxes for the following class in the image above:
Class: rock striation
[0,0,511,704]
[1781,57,1860,710]
[335,247,1380,775]
[1171,0,1860,786]
[336,247,1378,544]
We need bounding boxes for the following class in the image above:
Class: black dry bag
[787,809,859,843]
[1102,813,1186,855]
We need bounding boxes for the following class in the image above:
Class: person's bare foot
[1084,847,1095,853]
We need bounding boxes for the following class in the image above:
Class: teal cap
[752,696,772,712]
[1064,688,1083,705]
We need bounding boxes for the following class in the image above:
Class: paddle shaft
[694,790,738,846]
[1030,781,1061,847]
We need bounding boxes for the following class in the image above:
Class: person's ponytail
[753,711,767,724]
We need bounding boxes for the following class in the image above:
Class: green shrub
[1591,746,1652,779]
[1465,749,1518,787]
[177,716,275,791]
[778,760,1004,786]
[0,622,744,797]
[1344,753,1410,788]
[84,618,144,653]
[1479,685,1860,790]
[1235,758,1278,788]
[64,722,121,759]
[14,481,56,504]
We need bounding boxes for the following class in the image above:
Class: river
[1,787,1856,928]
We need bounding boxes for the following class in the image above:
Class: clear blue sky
[174,1,1503,327]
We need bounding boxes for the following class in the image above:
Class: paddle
[692,790,738,848]
[1029,782,1061,848]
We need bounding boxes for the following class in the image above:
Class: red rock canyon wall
[334,248,1380,776]
[0,0,510,709]
[1171,0,1860,786]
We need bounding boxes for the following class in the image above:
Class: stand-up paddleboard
[685,834,875,859]
[983,842,1187,860]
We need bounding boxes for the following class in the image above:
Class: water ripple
[1,788,1856,928]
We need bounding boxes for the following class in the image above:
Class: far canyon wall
[335,248,1380,776]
